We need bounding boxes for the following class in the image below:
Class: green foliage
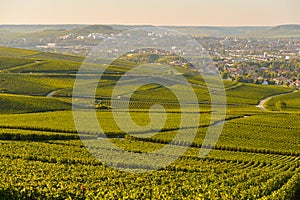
[226,83,293,105]
[0,47,299,199]
[24,52,84,62]
[0,128,83,141]
[221,71,229,79]
[0,46,38,57]
[123,53,160,63]
[0,94,71,114]
[266,90,300,111]
[7,60,81,73]
[127,113,300,155]
[0,111,76,131]
[0,138,298,199]
[0,74,74,95]
[0,57,35,70]
[275,101,287,111]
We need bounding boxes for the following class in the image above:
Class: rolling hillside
[0,46,299,199]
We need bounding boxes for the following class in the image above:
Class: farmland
[0,46,299,199]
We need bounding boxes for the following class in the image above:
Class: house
[273,78,282,85]
[262,80,269,85]
[295,79,300,87]
[47,43,56,48]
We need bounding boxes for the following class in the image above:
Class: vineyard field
[265,90,300,111]
[0,46,299,199]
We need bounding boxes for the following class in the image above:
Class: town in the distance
[1,24,300,86]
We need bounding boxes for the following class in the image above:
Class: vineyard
[0,47,299,199]
[265,90,300,111]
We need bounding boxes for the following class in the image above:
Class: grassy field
[0,46,38,57]
[0,94,71,114]
[265,90,300,111]
[225,83,293,105]
[0,47,299,199]
[0,57,36,70]
[0,74,75,95]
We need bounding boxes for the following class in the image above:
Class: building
[262,80,269,85]
[47,43,56,48]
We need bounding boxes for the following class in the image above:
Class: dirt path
[46,89,62,97]
[256,89,297,111]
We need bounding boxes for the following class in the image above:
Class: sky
[1,0,299,26]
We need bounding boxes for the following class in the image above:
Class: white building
[47,43,56,48]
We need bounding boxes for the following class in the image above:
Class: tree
[235,75,243,82]
[221,72,228,79]
[232,62,238,68]
[275,101,287,111]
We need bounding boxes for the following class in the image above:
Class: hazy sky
[1,0,299,26]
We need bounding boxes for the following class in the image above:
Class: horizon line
[0,23,299,27]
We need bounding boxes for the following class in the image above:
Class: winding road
[256,89,297,111]
[46,89,64,98]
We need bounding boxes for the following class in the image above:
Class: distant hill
[70,25,117,35]
[112,24,300,38]
[272,24,300,30]
[0,25,118,41]
[0,24,84,33]
[163,26,269,37]
[243,24,300,38]
[0,24,299,43]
